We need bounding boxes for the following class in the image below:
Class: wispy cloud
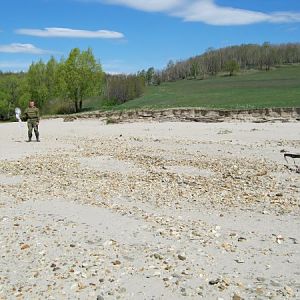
[172,1,268,25]
[16,27,125,39]
[0,43,55,54]
[269,12,300,24]
[102,0,182,12]
[94,0,300,26]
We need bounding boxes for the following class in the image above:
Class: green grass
[103,65,300,110]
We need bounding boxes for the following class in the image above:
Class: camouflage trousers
[27,119,39,141]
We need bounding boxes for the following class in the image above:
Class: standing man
[23,100,40,142]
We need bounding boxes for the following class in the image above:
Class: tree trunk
[7,102,11,120]
[74,100,78,113]
[79,98,83,110]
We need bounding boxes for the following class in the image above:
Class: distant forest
[142,42,300,84]
[1,42,300,119]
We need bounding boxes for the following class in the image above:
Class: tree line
[0,48,145,120]
[142,42,300,84]
[104,74,145,105]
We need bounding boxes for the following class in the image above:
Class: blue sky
[0,0,300,73]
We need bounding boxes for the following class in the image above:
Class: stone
[20,244,30,250]
[178,254,186,261]
[232,294,243,300]
[276,235,284,244]
[234,259,245,264]
[256,277,266,282]
[209,279,220,285]
[153,253,163,260]
[284,286,294,296]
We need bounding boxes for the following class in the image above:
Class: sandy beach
[0,119,299,299]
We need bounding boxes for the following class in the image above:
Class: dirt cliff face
[58,107,300,123]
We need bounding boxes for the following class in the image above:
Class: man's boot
[35,133,40,142]
[26,134,32,142]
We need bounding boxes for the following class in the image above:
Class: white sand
[0,119,299,299]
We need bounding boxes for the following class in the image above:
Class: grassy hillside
[105,65,300,110]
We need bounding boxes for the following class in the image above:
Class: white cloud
[269,12,300,24]
[0,43,54,54]
[16,27,124,39]
[103,0,183,12]
[172,1,268,25]
[100,0,300,26]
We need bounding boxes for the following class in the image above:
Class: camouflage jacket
[24,107,40,121]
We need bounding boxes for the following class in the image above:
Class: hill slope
[113,65,300,110]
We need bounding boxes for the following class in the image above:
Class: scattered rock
[20,244,30,250]
[112,260,121,265]
[177,254,186,261]
[234,259,245,264]
[153,253,163,260]
[256,277,266,282]
[209,279,220,285]
[232,293,243,300]
[63,116,76,122]
[284,286,294,296]
[276,235,284,244]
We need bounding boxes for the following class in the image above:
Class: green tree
[0,73,28,119]
[224,60,240,76]
[146,67,155,85]
[2,75,19,118]
[0,90,8,120]
[261,42,276,71]
[62,48,103,112]
[153,71,161,85]
[104,74,145,104]
[46,56,59,99]
[27,60,48,107]
[190,60,199,79]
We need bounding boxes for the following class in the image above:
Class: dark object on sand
[284,152,300,173]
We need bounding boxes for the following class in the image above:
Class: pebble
[256,277,266,282]
[284,286,294,296]
[178,254,186,261]
[234,259,245,264]
[232,294,243,300]
[20,244,30,250]
[209,279,220,285]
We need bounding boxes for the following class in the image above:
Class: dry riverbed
[0,119,299,299]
